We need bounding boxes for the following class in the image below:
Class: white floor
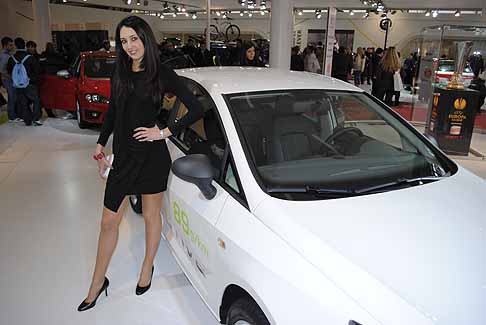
[0,119,219,325]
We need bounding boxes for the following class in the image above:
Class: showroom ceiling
[58,0,486,10]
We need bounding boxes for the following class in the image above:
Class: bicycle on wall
[203,18,241,42]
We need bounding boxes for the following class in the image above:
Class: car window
[224,158,242,194]
[84,57,115,78]
[172,79,227,173]
[225,90,456,200]
[170,78,248,206]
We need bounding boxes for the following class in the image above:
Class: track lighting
[425,10,431,16]
[432,10,438,18]
[455,10,461,17]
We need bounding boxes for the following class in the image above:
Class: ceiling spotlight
[181,6,186,12]
[163,1,168,9]
[240,11,244,16]
[315,9,322,19]
[363,0,367,4]
[248,12,253,17]
[432,10,438,18]
[63,0,67,2]
[455,10,461,17]
[216,11,221,16]
[172,12,177,17]
[223,12,227,19]
[363,12,369,18]
[136,0,140,5]
[159,13,164,19]
[297,9,303,16]
[260,10,265,15]
[192,13,197,19]
[425,10,431,17]
[126,0,131,4]
[350,10,355,15]
[185,12,189,17]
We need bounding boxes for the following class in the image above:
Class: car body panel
[253,166,486,325]
[40,51,114,124]
[161,67,486,325]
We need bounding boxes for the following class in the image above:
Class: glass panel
[225,90,455,200]
[84,57,115,78]
[224,161,240,194]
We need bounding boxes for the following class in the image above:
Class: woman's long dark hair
[112,16,162,109]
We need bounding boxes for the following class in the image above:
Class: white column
[269,0,293,70]
[206,0,211,51]
[32,0,51,51]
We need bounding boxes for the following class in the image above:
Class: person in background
[363,47,374,85]
[374,47,401,106]
[353,47,366,86]
[392,51,403,106]
[403,53,415,91]
[332,47,353,82]
[0,36,21,122]
[230,38,243,66]
[468,73,486,113]
[99,40,111,52]
[304,46,321,73]
[371,47,384,96]
[26,41,40,60]
[290,46,304,71]
[315,41,324,73]
[40,42,69,75]
[7,37,42,126]
[239,42,264,67]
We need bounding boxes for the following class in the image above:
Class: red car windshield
[437,60,472,73]
[85,57,116,78]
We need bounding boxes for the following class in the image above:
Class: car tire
[226,298,270,325]
[44,108,56,118]
[76,101,89,129]
[129,195,142,215]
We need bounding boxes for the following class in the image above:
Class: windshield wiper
[355,176,447,194]
[267,186,358,197]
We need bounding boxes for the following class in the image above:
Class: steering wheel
[324,127,364,144]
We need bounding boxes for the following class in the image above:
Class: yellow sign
[454,98,467,110]
[433,95,439,107]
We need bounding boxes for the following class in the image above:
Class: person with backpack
[7,37,42,126]
[0,36,21,122]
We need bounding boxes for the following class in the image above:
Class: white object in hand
[102,154,114,179]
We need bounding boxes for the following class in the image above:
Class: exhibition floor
[0,119,218,325]
[0,117,485,324]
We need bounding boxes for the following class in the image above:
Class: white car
[132,67,486,325]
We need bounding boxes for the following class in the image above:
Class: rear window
[84,57,115,78]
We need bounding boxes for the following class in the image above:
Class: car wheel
[76,101,89,129]
[44,108,56,118]
[129,195,142,214]
[226,298,270,325]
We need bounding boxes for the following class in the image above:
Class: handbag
[394,71,404,92]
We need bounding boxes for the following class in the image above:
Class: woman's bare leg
[85,197,128,302]
[138,192,163,286]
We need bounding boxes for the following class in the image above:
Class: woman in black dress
[78,16,203,311]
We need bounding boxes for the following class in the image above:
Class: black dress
[97,65,203,213]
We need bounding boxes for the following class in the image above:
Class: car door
[162,78,247,302]
[52,56,79,111]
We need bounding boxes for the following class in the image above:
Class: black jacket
[332,52,352,77]
[7,49,41,85]
[374,64,395,91]
[468,78,486,112]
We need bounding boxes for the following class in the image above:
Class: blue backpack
[11,54,31,88]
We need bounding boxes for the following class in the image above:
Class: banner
[324,7,337,76]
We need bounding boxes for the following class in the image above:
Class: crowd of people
[0,36,75,126]
[2,33,485,125]
[290,43,486,111]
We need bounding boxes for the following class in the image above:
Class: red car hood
[82,78,111,98]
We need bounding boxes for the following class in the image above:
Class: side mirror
[171,154,217,200]
[56,69,70,79]
[423,132,439,147]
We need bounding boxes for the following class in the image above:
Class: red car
[40,51,116,128]
[434,59,474,86]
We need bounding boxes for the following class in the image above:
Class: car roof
[175,67,363,95]
[80,51,116,58]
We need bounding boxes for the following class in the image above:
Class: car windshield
[225,90,456,200]
[438,61,472,73]
[84,57,115,78]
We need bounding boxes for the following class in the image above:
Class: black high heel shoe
[77,277,109,312]
[136,266,154,296]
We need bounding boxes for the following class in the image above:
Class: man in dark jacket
[468,74,486,113]
[7,37,42,126]
[371,47,384,97]
[290,46,304,71]
[332,47,353,82]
